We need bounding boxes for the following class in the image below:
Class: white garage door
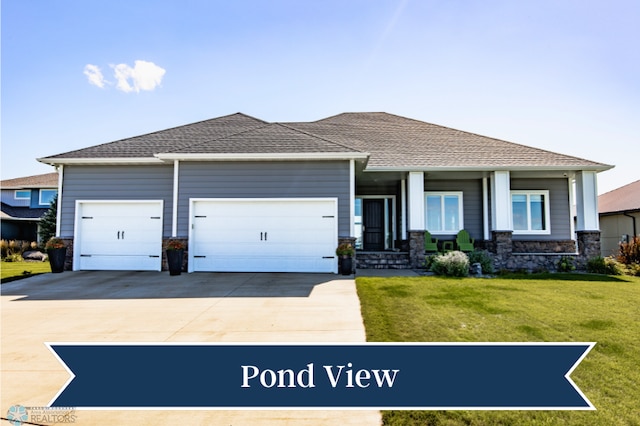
[190,198,338,273]
[75,201,163,271]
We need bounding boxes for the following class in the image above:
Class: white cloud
[111,60,166,93]
[83,64,106,88]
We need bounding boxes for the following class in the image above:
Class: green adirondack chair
[424,231,439,252]
[456,230,475,252]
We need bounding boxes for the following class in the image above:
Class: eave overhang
[154,152,370,162]
[37,157,165,166]
[363,164,614,173]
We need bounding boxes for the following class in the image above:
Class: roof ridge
[161,121,272,154]
[278,123,364,152]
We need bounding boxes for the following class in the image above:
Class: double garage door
[190,198,338,273]
[74,198,338,273]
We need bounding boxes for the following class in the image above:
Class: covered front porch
[350,165,602,272]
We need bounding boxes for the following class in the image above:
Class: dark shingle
[39,111,611,171]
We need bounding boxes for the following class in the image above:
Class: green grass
[356,273,640,425]
[1,260,51,282]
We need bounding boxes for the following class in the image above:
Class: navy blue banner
[48,343,594,409]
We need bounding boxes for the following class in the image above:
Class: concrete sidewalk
[1,271,381,425]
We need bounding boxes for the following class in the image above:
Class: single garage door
[75,201,163,271]
[190,198,338,273]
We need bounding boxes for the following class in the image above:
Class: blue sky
[2,0,638,194]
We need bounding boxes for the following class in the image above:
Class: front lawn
[356,273,640,425]
[1,261,51,282]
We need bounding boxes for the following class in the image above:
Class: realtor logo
[4,405,77,425]
[6,405,28,426]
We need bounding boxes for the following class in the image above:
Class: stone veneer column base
[576,230,601,269]
[491,230,513,272]
[59,238,74,271]
[408,231,425,269]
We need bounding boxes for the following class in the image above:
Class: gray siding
[60,165,174,237]
[510,178,571,240]
[178,161,351,236]
[424,179,484,241]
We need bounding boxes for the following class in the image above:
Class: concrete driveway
[1,271,381,425]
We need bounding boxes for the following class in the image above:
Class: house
[37,112,612,273]
[1,172,59,241]
[598,179,640,256]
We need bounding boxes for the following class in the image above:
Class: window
[424,192,463,234]
[511,190,550,234]
[39,189,57,206]
[15,190,30,200]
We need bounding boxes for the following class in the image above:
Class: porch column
[491,171,512,231]
[575,171,599,231]
[407,172,425,230]
[407,172,425,269]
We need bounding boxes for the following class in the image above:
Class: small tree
[38,195,58,246]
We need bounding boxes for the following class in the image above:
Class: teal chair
[456,230,475,252]
[424,231,438,252]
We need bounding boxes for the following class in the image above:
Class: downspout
[623,212,637,238]
[172,160,179,237]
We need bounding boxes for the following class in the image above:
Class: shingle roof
[0,203,48,220]
[1,172,59,188]
[165,123,360,154]
[42,113,267,159]
[38,112,611,171]
[286,112,609,170]
[599,179,640,214]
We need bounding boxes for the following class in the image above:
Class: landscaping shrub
[424,254,438,270]
[1,239,37,261]
[587,256,623,275]
[624,262,640,277]
[618,236,640,266]
[467,250,494,274]
[556,255,576,272]
[431,251,469,277]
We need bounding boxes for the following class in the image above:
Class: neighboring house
[1,172,59,241]
[598,179,640,256]
[37,112,611,273]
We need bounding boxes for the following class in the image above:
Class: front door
[363,199,385,251]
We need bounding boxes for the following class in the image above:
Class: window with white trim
[511,190,550,234]
[424,192,464,234]
[39,189,57,206]
[15,190,30,200]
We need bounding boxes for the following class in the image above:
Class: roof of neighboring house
[599,179,640,214]
[38,112,612,172]
[1,172,59,189]
[0,203,48,220]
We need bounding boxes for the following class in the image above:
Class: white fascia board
[37,157,163,166]
[364,165,614,173]
[154,152,369,161]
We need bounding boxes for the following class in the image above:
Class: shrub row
[0,240,39,262]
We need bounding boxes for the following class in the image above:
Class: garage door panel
[79,255,161,271]
[191,199,337,273]
[194,255,335,273]
[76,201,163,271]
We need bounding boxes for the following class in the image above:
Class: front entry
[363,199,385,251]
